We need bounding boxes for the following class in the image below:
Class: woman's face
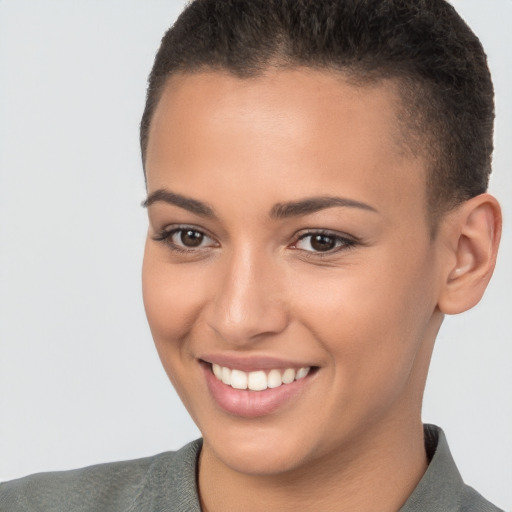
[142,69,444,475]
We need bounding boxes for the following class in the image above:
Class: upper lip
[200,353,316,372]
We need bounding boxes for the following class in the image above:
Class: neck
[198,414,428,512]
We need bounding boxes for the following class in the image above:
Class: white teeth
[230,369,248,390]
[221,366,231,385]
[267,369,282,388]
[295,367,310,380]
[248,371,267,391]
[212,363,222,379]
[211,364,311,391]
[281,368,296,384]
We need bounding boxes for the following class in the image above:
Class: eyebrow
[270,196,378,218]
[142,189,378,219]
[142,189,216,218]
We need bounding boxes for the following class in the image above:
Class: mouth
[211,363,311,391]
[200,359,318,418]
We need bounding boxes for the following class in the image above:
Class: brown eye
[153,226,217,252]
[310,234,336,251]
[180,229,204,247]
[294,231,356,254]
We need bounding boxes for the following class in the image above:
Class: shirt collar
[399,424,464,511]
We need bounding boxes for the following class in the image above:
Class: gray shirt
[0,425,503,511]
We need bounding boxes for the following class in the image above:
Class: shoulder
[0,439,202,512]
[400,425,504,512]
[458,485,504,512]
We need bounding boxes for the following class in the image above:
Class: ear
[437,193,502,315]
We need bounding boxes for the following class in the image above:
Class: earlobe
[438,193,502,315]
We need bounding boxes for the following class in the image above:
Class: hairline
[141,64,459,237]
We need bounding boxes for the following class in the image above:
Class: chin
[212,443,308,476]
[201,421,326,477]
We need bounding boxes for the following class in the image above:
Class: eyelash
[292,230,358,257]
[152,226,217,254]
[153,226,358,256]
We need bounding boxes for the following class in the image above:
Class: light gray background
[0,1,510,509]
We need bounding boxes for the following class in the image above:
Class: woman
[1,1,509,510]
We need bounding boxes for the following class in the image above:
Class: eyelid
[152,225,359,256]
[152,224,219,252]
[290,229,359,254]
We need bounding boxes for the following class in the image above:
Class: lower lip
[202,363,313,418]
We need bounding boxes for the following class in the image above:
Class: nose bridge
[208,242,288,343]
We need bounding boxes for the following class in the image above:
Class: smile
[211,364,311,391]
[203,360,317,417]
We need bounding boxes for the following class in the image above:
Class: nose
[206,246,289,345]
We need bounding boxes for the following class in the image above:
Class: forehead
[148,68,407,159]
[145,68,427,222]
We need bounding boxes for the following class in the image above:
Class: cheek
[142,243,207,350]
[290,253,436,391]
[141,244,212,415]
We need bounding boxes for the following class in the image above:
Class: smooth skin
[142,69,501,512]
